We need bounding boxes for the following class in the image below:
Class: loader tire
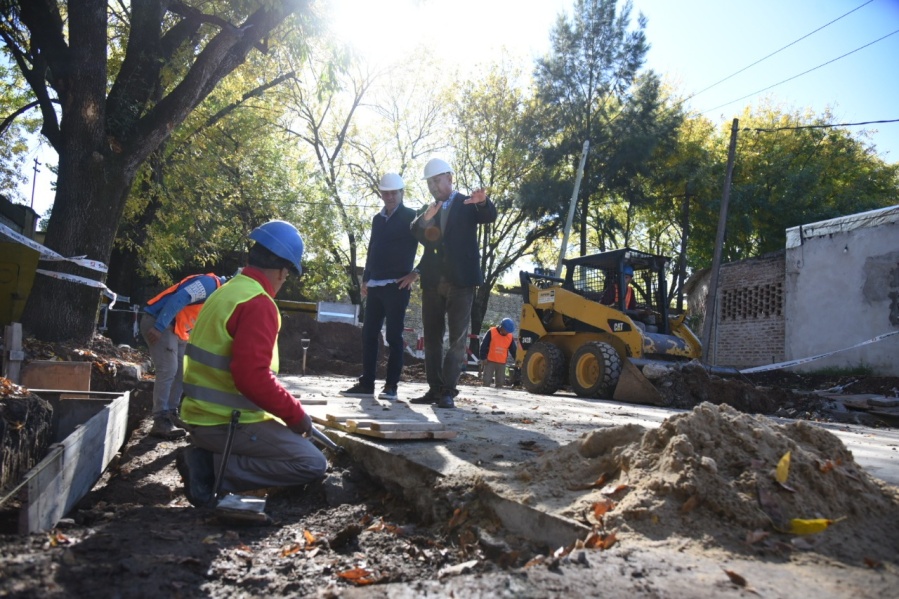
[569,341,622,398]
[522,342,566,395]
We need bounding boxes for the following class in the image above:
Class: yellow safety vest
[180,274,281,426]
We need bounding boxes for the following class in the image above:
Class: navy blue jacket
[412,192,497,288]
[363,204,418,282]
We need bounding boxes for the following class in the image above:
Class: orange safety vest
[147,273,222,341]
[486,326,514,364]
[614,285,635,309]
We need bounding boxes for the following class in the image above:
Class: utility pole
[701,118,739,365]
[555,140,590,277]
[30,157,40,209]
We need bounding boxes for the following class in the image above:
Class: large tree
[1,0,311,341]
[532,0,676,256]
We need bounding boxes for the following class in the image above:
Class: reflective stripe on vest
[487,326,514,363]
[181,274,280,425]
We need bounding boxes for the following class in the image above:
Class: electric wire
[685,0,873,105]
[700,28,899,114]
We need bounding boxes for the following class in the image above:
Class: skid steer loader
[516,248,701,405]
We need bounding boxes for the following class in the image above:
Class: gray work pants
[421,282,474,397]
[187,419,328,493]
[140,313,186,415]
[482,361,506,388]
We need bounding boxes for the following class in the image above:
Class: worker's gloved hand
[290,413,313,437]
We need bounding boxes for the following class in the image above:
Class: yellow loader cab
[517,248,701,404]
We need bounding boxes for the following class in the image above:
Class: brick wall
[713,252,785,368]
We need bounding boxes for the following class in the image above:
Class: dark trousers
[361,283,411,388]
[422,281,474,396]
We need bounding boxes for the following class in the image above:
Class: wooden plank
[347,419,447,432]
[2,323,23,382]
[354,429,458,440]
[21,361,91,391]
[18,392,129,534]
[295,397,328,405]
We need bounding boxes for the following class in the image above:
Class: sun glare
[328,0,426,65]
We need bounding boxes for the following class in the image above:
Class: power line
[701,28,899,115]
[747,118,899,133]
[685,0,873,104]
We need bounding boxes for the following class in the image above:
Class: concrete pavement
[279,374,899,547]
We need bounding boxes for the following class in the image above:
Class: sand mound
[509,403,899,564]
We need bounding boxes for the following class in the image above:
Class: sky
[16,0,899,217]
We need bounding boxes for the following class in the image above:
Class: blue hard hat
[622,265,634,276]
[500,318,515,333]
[249,220,304,274]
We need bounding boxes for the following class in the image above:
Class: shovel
[210,410,271,525]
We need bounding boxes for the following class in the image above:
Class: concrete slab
[279,375,899,547]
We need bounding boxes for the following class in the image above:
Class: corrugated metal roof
[785,204,899,248]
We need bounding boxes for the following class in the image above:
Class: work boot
[378,386,398,401]
[410,390,439,404]
[175,446,215,507]
[436,395,455,409]
[339,382,374,398]
[150,413,187,439]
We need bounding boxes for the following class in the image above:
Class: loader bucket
[612,360,667,406]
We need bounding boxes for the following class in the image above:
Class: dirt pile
[509,402,899,565]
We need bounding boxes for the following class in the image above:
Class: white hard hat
[423,158,452,180]
[378,172,405,191]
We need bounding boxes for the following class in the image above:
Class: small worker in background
[601,265,636,310]
[479,318,517,388]
[140,272,226,439]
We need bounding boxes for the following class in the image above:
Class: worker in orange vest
[601,265,636,310]
[478,318,518,388]
[140,273,226,439]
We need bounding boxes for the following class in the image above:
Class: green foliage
[686,102,899,267]
[0,61,40,200]
[531,0,679,256]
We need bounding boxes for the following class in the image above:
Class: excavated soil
[1,317,898,597]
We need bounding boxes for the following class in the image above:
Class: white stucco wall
[784,206,899,376]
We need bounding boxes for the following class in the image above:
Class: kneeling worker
[479,318,517,388]
[176,220,327,507]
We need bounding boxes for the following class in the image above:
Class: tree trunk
[22,154,135,341]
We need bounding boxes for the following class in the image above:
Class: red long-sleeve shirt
[226,267,306,427]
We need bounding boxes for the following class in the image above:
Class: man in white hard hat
[341,173,420,401]
[410,158,497,409]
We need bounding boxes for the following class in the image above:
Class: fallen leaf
[598,532,617,550]
[680,494,700,514]
[775,450,791,484]
[818,459,835,473]
[788,517,842,535]
[723,568,747,587]
[863,557,883,569]
[337,567,375,585]
[601,484,629,496]
[448,508,468,529]
[280,544,302,557]
[745,530,770,545]
[569,472,610,491]
[303,529,317,546]
[592,498,616,520]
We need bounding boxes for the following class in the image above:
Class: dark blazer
[411,192,497,288]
